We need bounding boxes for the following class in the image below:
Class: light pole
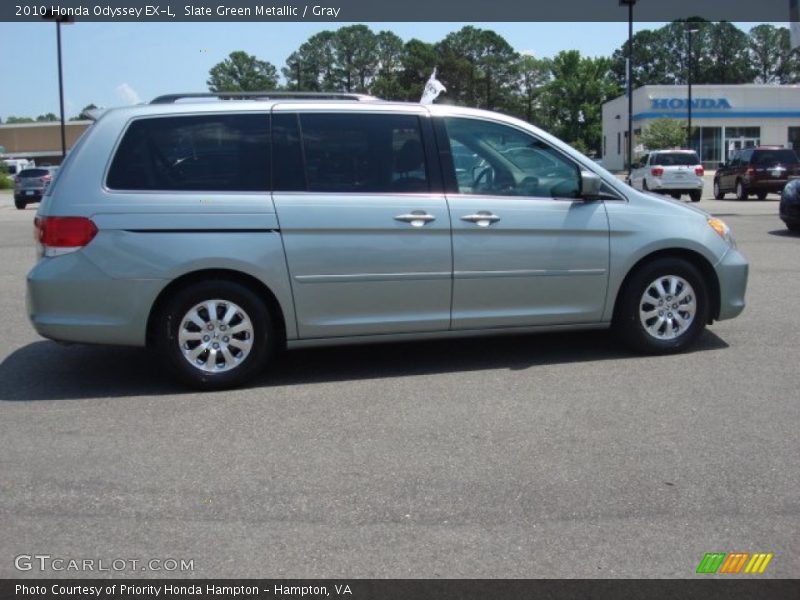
[42,10,74,160]
[619,0,636,178]
[687,23,700,151]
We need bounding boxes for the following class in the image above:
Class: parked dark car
[780,179,800,232]
[714,146,800,200]
[13,167,59,210]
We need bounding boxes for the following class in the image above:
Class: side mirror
[717,162,725,169]
[631,162,640,169]
[580,170,602,198]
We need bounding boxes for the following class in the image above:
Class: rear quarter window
[106,113,270,192]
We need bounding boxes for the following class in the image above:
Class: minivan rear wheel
[154,280,275,389]
[615,258,709,354]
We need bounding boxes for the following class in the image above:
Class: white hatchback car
[629,150,704,202]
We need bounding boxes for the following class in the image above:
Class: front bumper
[715,247,748,321]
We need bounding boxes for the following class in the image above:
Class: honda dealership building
[602,84,800,171]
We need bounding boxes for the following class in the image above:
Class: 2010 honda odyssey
[27,92,749,389]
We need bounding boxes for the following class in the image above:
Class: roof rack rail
[150,91,379,104]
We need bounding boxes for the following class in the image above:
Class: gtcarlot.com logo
[14,554,194,573]
[696,552,773,574]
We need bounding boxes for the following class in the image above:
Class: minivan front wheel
[155,280,274,389]
[616,258,709,354]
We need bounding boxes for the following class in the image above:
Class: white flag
[420,68,446,105]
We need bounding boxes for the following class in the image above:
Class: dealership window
[789,127,800,154]
[688,127,722,167]
[617,132,621,155]
[603,135,606,157]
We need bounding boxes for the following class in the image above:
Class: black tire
[713,180,724,200]
[689,190,702,203]
[756,192,767,201]
[735,180,748,201]
[615,257,709,355]
[670,193,681,200]
[14,198,26,210]
[787,222,800,233]
[642,180,649,192]
[154,280,276,390]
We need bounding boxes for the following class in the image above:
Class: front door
[272,109,452,339]
[436,116,610,330]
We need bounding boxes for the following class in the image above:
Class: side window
[640,154,649,167]
[298,113,429,193]
[107,114,269,192]
[442,117,580,198]
[740,148,754,165]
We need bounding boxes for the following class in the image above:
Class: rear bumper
[26,251,163,346]
[14,190,44,202]
[648,178,704,192]
[715,247,748,321]
[745,178,796,193]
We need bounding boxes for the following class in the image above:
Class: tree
[282,31,337,91]
[332,25,378,92]
[434,26,519,111]
[539,51,619,154]
[397,39,438,102]
[70,103,97,121]
[639,118,690,151]
[510,54,550,123]
[207,51,278,92]
[5,116,35,124]
[35,113,58,122]
[611,20,756,88]
[749,25,800,84]
[370,31,406,99]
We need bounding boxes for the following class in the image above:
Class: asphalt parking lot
[0,181,798,579]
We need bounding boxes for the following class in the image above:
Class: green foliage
[207,51,279,92]
[5,116,35,124]
[749,24,800,84]
[434,26,520,111]
[610,19,800,88]
[70,103,98,121]
[36,113,59,122]
[639,119,691,151]
[0,164,12,190]
[536,51,619,155]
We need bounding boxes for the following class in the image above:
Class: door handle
[461,211,501,227]
[394,211,436,227]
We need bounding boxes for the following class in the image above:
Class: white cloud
[115,83,142,105]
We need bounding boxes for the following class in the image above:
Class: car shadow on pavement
[767,229,800,237]
[0,330,729,402]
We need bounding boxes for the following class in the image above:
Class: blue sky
[0,21,782,120]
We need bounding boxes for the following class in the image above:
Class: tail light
[746,167,755,177]
[34,216,97,257]
[695,166,704,176]
[651,167,664,177]
[40,175,52,183]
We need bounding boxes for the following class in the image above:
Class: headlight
[708,217,736,247]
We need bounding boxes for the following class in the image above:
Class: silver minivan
[27,93,748,389]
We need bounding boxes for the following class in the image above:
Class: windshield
[752,149,798,166]
[6,165,18,175]
[651,152,700,166]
